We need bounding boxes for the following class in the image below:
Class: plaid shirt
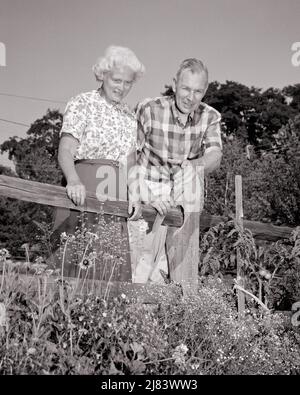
[136,95,222,183]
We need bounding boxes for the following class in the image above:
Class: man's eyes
[182,87,203,94]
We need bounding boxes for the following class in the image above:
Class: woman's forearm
[58,145,80,184]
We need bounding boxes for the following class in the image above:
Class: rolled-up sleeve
[203,110,222,153]
[60,94,87,142]
[135,100,153,153]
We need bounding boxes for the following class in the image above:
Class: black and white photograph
[0,0,300,379]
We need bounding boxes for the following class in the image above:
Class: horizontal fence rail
[0,175,183,228]
[0,175,295,241]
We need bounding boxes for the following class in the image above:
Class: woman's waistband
[75,158,120,167]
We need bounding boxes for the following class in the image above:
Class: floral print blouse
[60,90,137,161]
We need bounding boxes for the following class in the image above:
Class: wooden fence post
[235,175,245,318]
[166,165,204,296]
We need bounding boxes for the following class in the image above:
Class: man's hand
[180,159,193,168]
[128,201,143,221]
[151,198,174,216]
[167,158,194,168]
[66,179,86,206]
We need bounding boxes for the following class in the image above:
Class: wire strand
[0,92,66,104]
[0,118,30,127]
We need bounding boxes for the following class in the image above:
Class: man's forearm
[190,150,222,175]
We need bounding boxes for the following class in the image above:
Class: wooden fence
[0,174,296,304]
[0,175,293,241]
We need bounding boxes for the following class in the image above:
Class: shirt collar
[96,88,134,118]
[170,96,203,126]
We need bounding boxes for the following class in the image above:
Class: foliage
[204,81,297,148]
[204,116,300,225]
[200,219,300,311]
[282,83,300,112]
[1,261,299,375]
[1,208,300,376]
[0,110,63,257]
[0,109,62,184]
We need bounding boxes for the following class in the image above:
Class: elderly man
[130,58,222,283]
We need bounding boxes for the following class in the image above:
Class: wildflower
[54,278,71,288]
[0,248,10,262]
[34,256,45,265]
[120,293,126,299]
[78,328,88,335]
[79,257,94,270]
[102,312,107,318]
[21,261,31,270]
[259,269,272,280]
[172,344,188,365]
[88,251,97,260]
[27,347,36,355]
[86,232,99,241]
[60,232,68,242]
[103,252,114,260]
[31,262,48,274]
[45,269,54,277]
[131,342,145,357]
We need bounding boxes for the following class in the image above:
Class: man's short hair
[176,58,208,88]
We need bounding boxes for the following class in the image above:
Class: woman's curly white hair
[92,45,145,82]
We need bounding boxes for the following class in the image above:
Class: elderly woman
[50,45,145,281]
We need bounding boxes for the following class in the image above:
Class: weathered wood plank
[0,175,295,241]
[167,166,204,296]
[199,212,293,241]
[0,175,183,228]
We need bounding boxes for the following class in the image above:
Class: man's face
[174,69,207,114]
[102,65,135,104]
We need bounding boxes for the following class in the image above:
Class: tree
[0,110,63,256]
[204,81,296,148]
[1,109,62,184]
[283,84,300,112]
[205,117,300,226]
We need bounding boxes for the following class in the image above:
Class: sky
[0,0,299,168]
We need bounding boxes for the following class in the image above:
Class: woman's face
[102,66,135,104]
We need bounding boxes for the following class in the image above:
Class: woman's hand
[128,200,143,221]
[66,179,86,206]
